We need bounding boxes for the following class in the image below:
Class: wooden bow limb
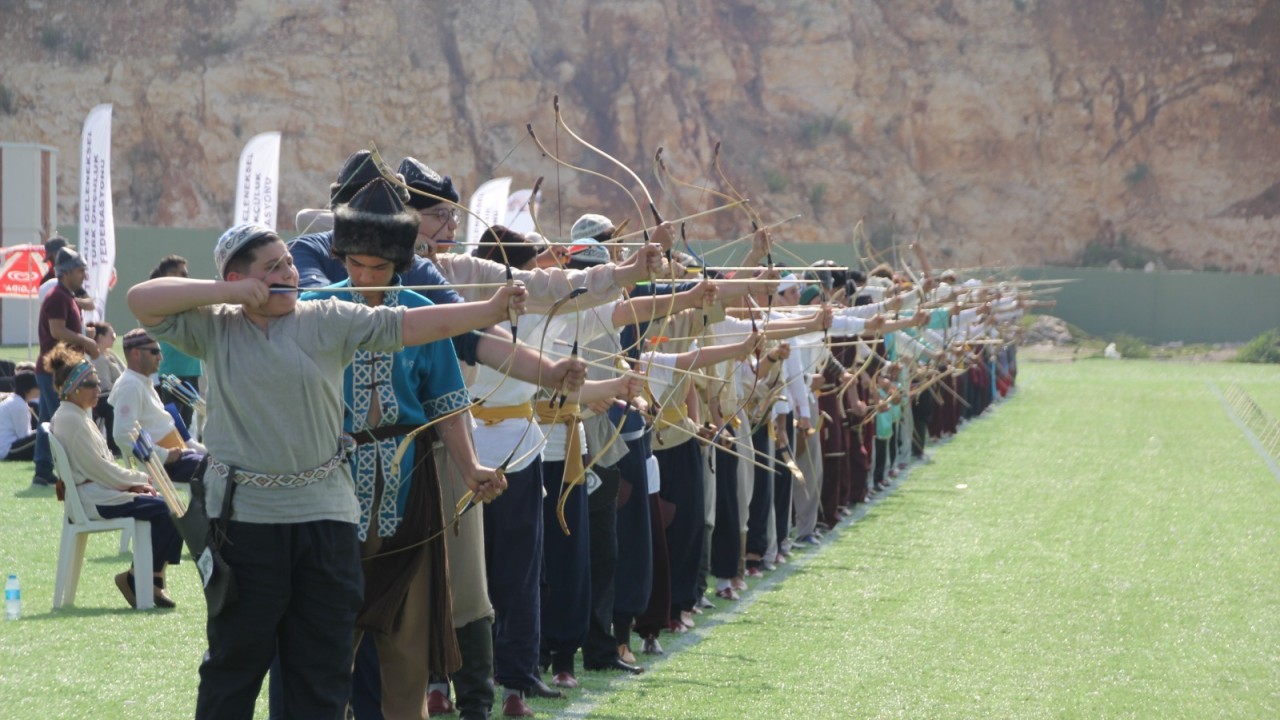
[682,265,854,273]
[527,122,650,241]
[278,282,525,294]
[657,418,780,474]
[765,237,829,270]
[654,146,739,206]
[604,200,752,244]
[555,95,663,227]
[933,370,972,408]
[545,340,733,386]
[778,446,806,486]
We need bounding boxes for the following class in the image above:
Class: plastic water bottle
[4,574,19,620]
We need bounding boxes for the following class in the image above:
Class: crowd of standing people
[30,149,1046,720]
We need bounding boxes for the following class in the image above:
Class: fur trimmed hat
[332,178,420,272]
[398,157,459,210]
[329,150,408,207]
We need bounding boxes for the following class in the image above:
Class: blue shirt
[290,230,481,364]
[300,280,470,540]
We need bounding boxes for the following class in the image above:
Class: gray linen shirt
[147,299,405,524]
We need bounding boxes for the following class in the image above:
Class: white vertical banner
[233,131,281,230]
[464,176,511,253]
[505,187,542,236]
[78,103,115,323]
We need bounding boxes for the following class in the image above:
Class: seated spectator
[88,322,126,456]
[107,329,205,483]
[45,342,183,608]
[0,372,39,461]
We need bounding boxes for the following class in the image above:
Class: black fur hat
[329,150,408,207]
[332,178,420,272]
[398,157,460,210]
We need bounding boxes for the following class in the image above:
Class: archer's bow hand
[617,244,664,286]
[649,221,676,252]
[746,226,773,266]
[548,357,588,394]
[613,374,645,404]
[464,464,507,503]
[225,277,272,309]
[815,305,835,331]
[746,266,781,297]
[488,282,528,324]
[773,341,792,361]
[739,331,766,360]
[685,281,717,309]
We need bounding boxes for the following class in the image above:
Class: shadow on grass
[21,604,168,621]
[12,485,57,499]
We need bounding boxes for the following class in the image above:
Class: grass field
[2,359,1278,719]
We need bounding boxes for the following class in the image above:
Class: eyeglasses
[422,208,460,224]
[80,380,100,389]
[143,348,161,356]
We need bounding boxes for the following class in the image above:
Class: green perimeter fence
[2,230,1276,345]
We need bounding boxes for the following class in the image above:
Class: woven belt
[209,437,355,489]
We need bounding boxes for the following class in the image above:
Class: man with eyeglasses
[108,328,206,484]
[398,156,663,312]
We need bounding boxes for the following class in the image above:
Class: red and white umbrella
[0,244,49,299]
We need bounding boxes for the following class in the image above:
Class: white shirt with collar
[107,368,177,451]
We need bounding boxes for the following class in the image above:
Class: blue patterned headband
[60,361,95,399]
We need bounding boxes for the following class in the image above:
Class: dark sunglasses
[129,346,161,356]
[80,380,100,389]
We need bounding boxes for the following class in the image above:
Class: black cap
[398,157,460,210]
[329,150,408,207]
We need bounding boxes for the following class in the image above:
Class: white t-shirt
[0,392,34,458]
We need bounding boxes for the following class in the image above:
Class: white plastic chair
[46,423,155,610]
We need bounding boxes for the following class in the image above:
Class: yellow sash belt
[471,402,534,426]
[535,399,585,536]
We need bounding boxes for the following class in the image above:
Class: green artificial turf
[567,360,1280,719]
[1,360,1277,719]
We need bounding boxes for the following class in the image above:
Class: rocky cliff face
[1,0,1277,272]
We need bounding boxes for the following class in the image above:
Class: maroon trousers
[818,392,847,528]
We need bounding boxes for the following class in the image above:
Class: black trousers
[540,459,591,671]
[96,496,183,572]
[583,464,621,668]
[483,461,543,691]
[709,444,741,579]
[744,424,773,562]
[656,439,705,615]
[612,436,652,645]
[3,434,36,461]
[196,520,362,720]
[773,413,795,548]
[874,437,891,488]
